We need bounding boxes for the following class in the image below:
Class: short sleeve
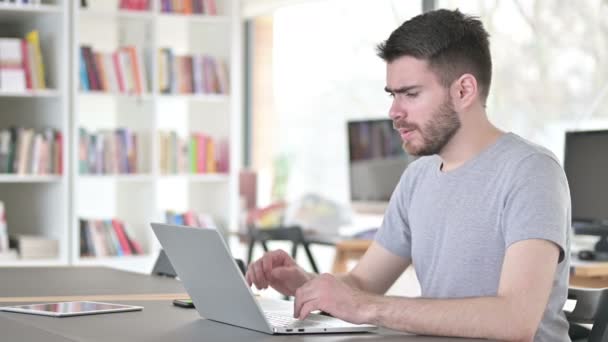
[374,172,412,260]
[502,154,570,263]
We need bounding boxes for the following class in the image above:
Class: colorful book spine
[25,30,45,89]
[112,219,132,255]
[79,218,143,257]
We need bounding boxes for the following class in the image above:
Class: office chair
[246,225,320,273]
[566,287,608,342]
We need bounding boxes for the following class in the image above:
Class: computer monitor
[347,119,413,213]
[564,130,608,253]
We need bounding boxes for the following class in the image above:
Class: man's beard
[395,96,461,156]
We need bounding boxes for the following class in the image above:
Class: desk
[314,241,608,289]
[0,266,187,302]
[331,239,373,274]
[301,235,374,274]
[570,260,608,288]
[0,266,487,341]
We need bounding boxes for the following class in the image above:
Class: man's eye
[406,92,419,98]
[387,93,395,98]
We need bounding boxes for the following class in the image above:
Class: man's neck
[438,119,504,172]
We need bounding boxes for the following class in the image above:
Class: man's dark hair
[377,9,492,102]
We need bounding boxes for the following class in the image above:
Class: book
[111,219,132,255]
[157,130,228,175]
[0,38,25,91]
[10,234,59,259]
[0,69,26,91]
[0,130,11,172]
[79,219,91,256]
[156,48,228,95]
[165,210,217,229]
[79,128,139,175]
[79,218,143,257]
[25,30,46,89]
[0,201,7,252]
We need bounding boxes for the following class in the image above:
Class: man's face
[385,56,461,156]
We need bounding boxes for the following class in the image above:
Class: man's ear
[450,73,478,111]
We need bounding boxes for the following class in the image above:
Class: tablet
[0,301,143,317]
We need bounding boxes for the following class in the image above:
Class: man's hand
[294,273,376,324]
[245,250,313,296]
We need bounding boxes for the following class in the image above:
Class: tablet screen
[0,301,143,317]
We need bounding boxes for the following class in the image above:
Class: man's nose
[389,99,406,121]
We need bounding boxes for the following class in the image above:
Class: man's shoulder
[500,133,561,168]
[497,134,564,182]
[404,155,439,176]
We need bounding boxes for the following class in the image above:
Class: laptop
[150,223,377,334]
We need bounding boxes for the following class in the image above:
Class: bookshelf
[0,0,70,266]
[0,89,61,97]
[70,0,241,273]
[0,3,63,19]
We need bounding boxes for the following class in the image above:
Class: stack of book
[158,49,228,95]
[10,235,59,259]
[158,131,229,175]
[0,127,63,175]
[160,0,217,15]
[79,218,143,257]
[0,31,46,92]
[165,210,216,228]
[119,0,149,10]
[78,127,139,175]
[79,45,150,95]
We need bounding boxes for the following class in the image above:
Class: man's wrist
[359,292,384,325]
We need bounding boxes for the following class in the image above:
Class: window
[252,0,422,205]
[437,0,608,162]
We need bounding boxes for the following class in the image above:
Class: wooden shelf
[0,89,61,98]
[0,4,62,20]
[78,8,154,20]
[156,93,229,103]
[159,173,230,182]
[0,258,65,267]
[78,174,155,182]
[79,91,153,101]
[0,175,63,183]
[157,13,230,24]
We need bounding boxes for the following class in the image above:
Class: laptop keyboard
[264,312,324,328]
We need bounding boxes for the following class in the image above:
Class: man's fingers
[270,266,295,281]
[297,300,319,320]
[270,249,293,267]
[261,254,272,281]
[249,263,260,289]
[253,261,268,289]
[293,283,314,317]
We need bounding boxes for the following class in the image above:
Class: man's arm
[339,241,411,294]
[295,239,559,341]
[367,239,559,341]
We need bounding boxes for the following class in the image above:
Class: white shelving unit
[70,0,241,273]
[0,0,70,266]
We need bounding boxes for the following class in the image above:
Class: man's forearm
[338,273,368,292]
[305,273,364,290]
[367,295,536,342]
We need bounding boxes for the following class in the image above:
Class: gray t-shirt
[376,133,571,342]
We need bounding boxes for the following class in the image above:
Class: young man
[246,9,570,342]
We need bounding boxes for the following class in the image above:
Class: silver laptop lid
[151,223,272,334]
